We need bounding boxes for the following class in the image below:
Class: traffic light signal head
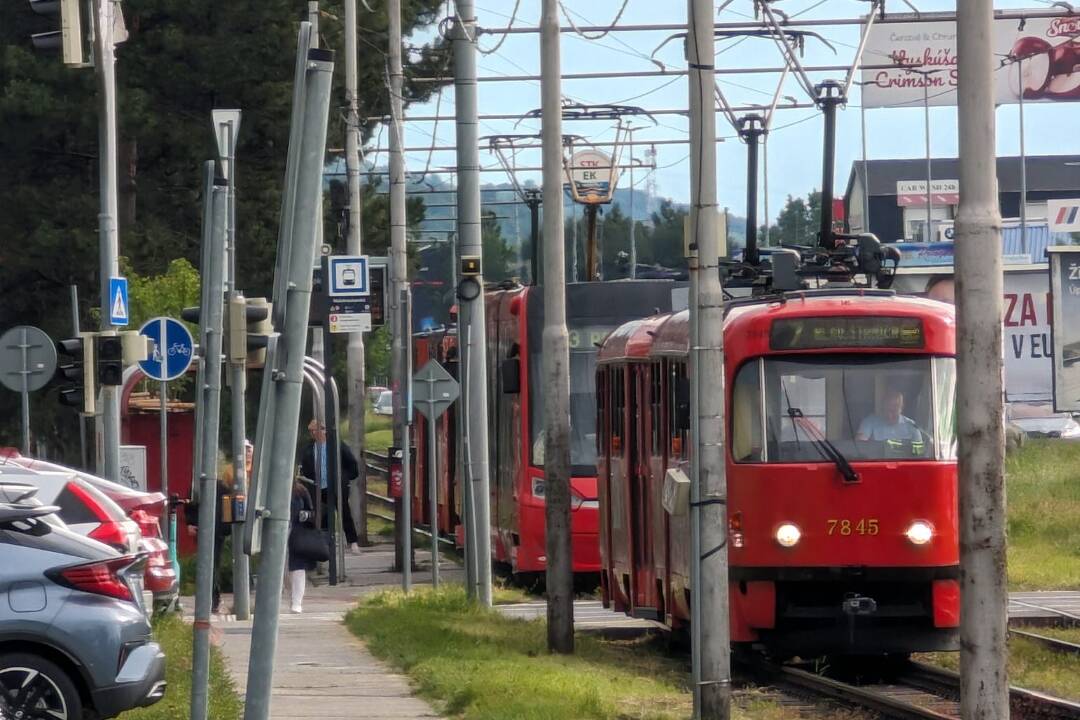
[95,334,123,386]
[28,0,84,66]
[228,296,272,367]
[55,334,95,414]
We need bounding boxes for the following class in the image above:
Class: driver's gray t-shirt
[857,414,921,442]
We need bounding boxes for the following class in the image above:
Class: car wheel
[0,653,84,720]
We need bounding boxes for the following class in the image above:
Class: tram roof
[601,291,956,361]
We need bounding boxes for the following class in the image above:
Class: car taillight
[130,508,162,539]
[89,520,139,551]
[51,557,135,601]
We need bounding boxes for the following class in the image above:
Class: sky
[375,0,1080,224]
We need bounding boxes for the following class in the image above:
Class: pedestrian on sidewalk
[299,418,362,554]
[287,479,319,614]
[185,447,246,614]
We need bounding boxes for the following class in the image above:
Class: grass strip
[120,614,240,719]
[347,585,820,719]
[1007,440,1080,590]
[918,635,1080,703]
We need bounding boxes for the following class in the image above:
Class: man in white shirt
[856,388,922,442]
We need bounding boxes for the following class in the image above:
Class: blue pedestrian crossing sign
[109,276,130,326]
[138,317,195,382]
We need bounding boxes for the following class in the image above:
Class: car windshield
[730,354,957,463]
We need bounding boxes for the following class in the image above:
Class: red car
[0,450,178,612]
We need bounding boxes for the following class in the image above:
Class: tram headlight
[775,523,801,548]
[905,520,934,546]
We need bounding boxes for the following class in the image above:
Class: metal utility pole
[627,124,638,278]
[388,0,414,580]
[860,102,870,234]
[94,0,121,482]
[955,0,1009,717]
[70,285,88,470]
[214,108,250,621]
[540,0,573,653]
[244,26,334,720]
[191,168,227,720]
[924,75,932,243]
[688,0,730,716]
[1018,56,1028,255]
[453,0,493,607]
[344,0,368,546]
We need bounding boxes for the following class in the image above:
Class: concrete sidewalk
[210,544,458,719]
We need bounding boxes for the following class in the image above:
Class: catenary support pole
[688,0,731,716]
[427,408,439,587]
[860,102,870,234]
[244,32,334,720]
[453,0,493,607]
[924,79,932,243]
[763,134,770,246]
[388,0,414,578]
[191,171,228,720]
[540,0,574,653]
[219,110,251,621]
[955,0,1009,717]
[71,285,88,471]
[344,0,369,546]
[319,257,341,586]
[94,0,121,482]
[1018,57,1028,255]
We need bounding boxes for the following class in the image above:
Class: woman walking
[287,479,318,614]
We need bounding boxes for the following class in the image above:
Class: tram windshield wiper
[786,407,859,483]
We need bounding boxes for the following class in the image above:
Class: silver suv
[0,499,166,719]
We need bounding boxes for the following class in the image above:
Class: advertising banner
[1048,198,1080,232]
[896,179,960,206]
[862,14,1080,108]
[1048,247,1080,411]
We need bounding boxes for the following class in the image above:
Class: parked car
[374,389,394,416]
[367,385,389,406]
[0,451,178,612]
[1006,403,1080,439]
[0,501,167,718]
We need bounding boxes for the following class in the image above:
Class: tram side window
[596,368,607,455]
[731,360,763,462]
[612,367,625,453]
[650,362,663,456]
[668,361,690,459]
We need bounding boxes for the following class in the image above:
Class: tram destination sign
[770,317,925,351]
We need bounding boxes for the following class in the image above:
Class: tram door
[630,365,655,613]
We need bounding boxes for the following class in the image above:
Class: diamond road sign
[412,359,459,421]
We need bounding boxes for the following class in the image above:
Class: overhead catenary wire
[557,0,630,40]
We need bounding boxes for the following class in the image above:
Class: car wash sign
[862,14,1080,108]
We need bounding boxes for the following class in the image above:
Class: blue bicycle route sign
[138,317,195,382]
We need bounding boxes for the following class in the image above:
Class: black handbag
[288,526,330,562]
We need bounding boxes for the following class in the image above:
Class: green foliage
[123,257,201,330]
[760,191,822,246]
[919,636,1080,702]
[121,614,240,719]
[482,210,516,282]
[564,199,689,281]
[365,325,392,385]
[1005,439,1080,590]
[0,1,445,458]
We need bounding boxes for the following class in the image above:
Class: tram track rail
[362,450,454,547]
[741,655,1080,720]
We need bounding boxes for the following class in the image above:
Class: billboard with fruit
[862,14,1080,108]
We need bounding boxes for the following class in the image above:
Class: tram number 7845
[826,518,880,536]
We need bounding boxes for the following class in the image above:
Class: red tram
[596,289,960,654]
[411,280,683,574]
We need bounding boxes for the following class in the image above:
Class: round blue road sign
[138,317,195,382]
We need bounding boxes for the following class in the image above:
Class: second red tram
[596,290,960,654]
[412,280,683,574]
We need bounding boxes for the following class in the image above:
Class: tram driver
[855,387,922,444]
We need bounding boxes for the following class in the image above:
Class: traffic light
[28,0,85,66]
[95,334,123,386]
[120,330,152,365]
[55,334,95,414]
[228,295,273,368]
